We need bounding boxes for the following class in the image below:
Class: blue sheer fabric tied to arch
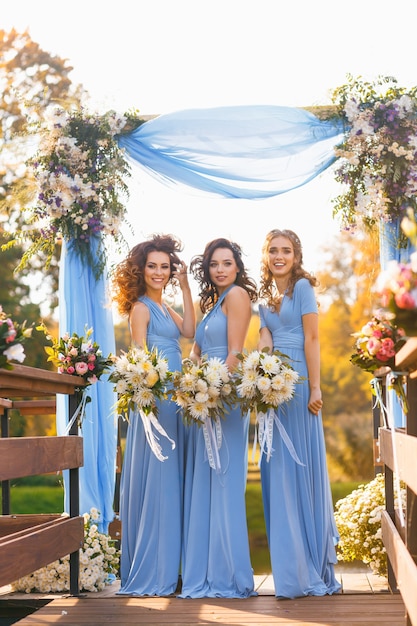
[56,238,117,534]
[118,105,346,199]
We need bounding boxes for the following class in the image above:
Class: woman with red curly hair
[112,233,195,596]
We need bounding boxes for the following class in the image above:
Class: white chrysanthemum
[156,358,168,380]
[207,385,221,399]
[115,379,128,394]
[260,353,281,375]
[205,368,222,387]
[244,350,261,369]
[196,377,209,393]
[188,399,209,420]
[180,372,198,392]
[133,388,154,408]
[256,376,271,393]
[195,391,209,403]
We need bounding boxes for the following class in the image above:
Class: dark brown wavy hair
[190,238,258,314]
[112,234,183,317]
[259,229,318,310]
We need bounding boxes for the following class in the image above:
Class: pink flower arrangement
[38,323,113,387]
[351,315,406,373]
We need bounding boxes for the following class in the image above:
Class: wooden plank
[0,398,13,409]
[0,515,64,538]
[379,428,417,496]
[8,399,56,415]
[0,364,85,397]
[0,516,84,588]
[381,510,417,625]
[0,436,83,480]
[395,337,417,372]
[9,594,406,625]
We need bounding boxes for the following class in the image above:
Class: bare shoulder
[130,300,150,321]
[226,285,250,303]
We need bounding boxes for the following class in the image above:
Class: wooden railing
[0,364,85,595]
[377,338,417,626]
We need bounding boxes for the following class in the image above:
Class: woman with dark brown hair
[112,233,195,596]
[179,237,257,598]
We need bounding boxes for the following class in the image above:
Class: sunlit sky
[4,0,417,303]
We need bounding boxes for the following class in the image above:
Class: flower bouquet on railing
[350,314,406,373]
[0,306,33,369]
[170,356,236,471]
[234,348,301,464]
[351,314,408,416]
[109,346,174,461]
[37,322,113,428]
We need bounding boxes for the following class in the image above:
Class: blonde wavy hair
[259,229,318,310]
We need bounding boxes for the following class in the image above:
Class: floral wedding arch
[6,74,417,532]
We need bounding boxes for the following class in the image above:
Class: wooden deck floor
[0,570,406,626]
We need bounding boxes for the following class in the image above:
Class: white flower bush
[11,508,120,593]
[334,473,406,577]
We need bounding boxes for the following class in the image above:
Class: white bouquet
[109,346,174,461]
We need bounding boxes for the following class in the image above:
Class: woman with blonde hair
[258,228,341,599]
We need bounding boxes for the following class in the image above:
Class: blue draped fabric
[118,106,346,199]
[379,219,414,270]
[56,238,117,534]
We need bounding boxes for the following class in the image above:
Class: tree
[0,29,86,312]
[316,229,380,481]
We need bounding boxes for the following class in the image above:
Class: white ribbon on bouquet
[139,408,176,462]
[253,407,304,467]
[202,416,223,472]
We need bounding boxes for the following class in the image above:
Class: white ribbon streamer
[139,409,176,462]
[64,391,88,434]
[256,407,304,467]
[202,416,222,472]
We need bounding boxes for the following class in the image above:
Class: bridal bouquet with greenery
[110,346,174,461]
[0,305,33,369]
[334,473,406,577]
[109,346,170,421]
[234,348,300,414]
[170,356,236,426]
[11,508,120,593]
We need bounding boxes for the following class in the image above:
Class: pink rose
[376,338,395,361]
[367,337,382,356]
[395,291,416,310]
[66,366,75,374]
[75,362,89,375]
[87,362,95,371]
[87,375,98,384]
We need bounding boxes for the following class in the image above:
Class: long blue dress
[117,296,184,596]
[180,286,255,598]
[259,278,341,598]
